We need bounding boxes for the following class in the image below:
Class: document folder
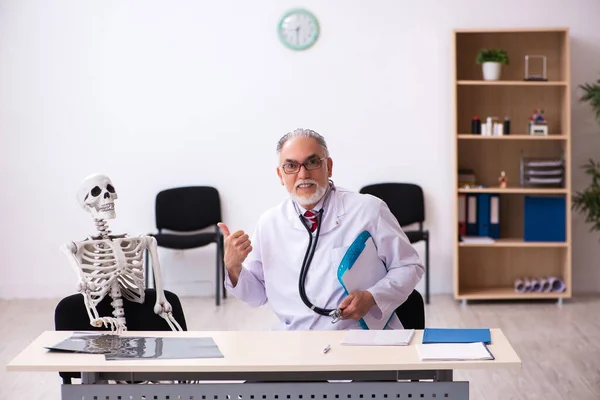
[466,194,478,235]
[422,328,491,344]
[337,231,394,330]
[416,342,495,361]
[477,194,490,237]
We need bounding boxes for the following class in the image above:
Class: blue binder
[477,194,490,237]
[524,196,566,242]
[337,231,394,330]
[422,328,491,344]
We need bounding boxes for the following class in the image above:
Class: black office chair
[359,183,430,304]
[54,289,188,384]
[145,186,225,306]
[394,289,425,329]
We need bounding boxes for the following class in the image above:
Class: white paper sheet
[416,342,494,361]
[340,329,415,346]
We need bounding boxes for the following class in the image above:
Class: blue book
[422,328,491,344]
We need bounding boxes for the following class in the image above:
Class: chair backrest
[360,183,425,227]
[55,289,188,332]
[54,289,188,383]
[394,289,425,329]
[155,186,221,232]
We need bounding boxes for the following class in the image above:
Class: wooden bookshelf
[452,28,571,303]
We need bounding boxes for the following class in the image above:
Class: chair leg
[425,235,430,305]
[215,243,221,307]
[221,238,227,299]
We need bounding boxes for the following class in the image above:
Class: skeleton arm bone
[60,241,102,325]
[145,236,183,331]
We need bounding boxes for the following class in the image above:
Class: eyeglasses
[280,157,327,174]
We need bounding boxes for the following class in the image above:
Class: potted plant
[476,48,509,81]
[573,76,600,235]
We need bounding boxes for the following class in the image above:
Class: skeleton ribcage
[78,237,146,304]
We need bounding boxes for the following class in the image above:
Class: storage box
[524,196,566,242]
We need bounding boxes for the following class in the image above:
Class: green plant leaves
[579,78,600,125]
[573,74,600,236]
[572,159,600,234]
[476,48,509,65]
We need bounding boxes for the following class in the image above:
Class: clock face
[277,9,319,51]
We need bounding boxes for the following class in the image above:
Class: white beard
[290,179,328,208]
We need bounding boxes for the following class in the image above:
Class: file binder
[337,231,394,330]
[489,194,500,239]
[524,196,566,242]
[466,194,478,235]
[458,194,466,236]
[422,328,491,344]
[477,194,490,237]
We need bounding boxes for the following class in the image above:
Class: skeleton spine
[109,283,127,330]
[95,219,112,239]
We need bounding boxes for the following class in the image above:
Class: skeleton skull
[76,173,118,220]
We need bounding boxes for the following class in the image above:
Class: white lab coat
[224,186,424,331]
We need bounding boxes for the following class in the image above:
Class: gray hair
[276,128,329,157]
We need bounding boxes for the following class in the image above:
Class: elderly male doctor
[218,128,424,331]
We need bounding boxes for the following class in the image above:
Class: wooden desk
[7,329,521,400]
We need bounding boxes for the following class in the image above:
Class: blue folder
[422,328,491,344]
[477,194,490,237]
[337,231,394,330]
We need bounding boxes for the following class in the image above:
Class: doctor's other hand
[218,222,252,286]
[338,290,376,320]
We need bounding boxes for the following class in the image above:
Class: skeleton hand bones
[154,294,183,331]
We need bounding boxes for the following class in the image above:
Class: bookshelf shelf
[453,28,571,302]
[457,134,568,140]
[458,187,568,194]
[457,80,568,86]
[459,238,568,247]
[457,287,569,300]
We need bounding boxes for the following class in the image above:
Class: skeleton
[60,173,182,333]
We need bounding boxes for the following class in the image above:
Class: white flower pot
[482,62,502,81]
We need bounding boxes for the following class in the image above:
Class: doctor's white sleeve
[223,230,268,308]
[365,202,425,320]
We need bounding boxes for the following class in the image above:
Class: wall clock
[277,9,319,51]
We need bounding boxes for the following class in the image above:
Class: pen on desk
[323,344,331,354]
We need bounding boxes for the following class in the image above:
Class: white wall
[1,0,599,299]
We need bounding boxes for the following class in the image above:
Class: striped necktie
[304,210,319,232]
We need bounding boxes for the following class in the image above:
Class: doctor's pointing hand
[217,222,252,287]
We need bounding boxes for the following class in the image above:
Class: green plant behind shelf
[579,77,600,125]
[573,75,600,236]
[573,159,600,234]
[476,48,509,65]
